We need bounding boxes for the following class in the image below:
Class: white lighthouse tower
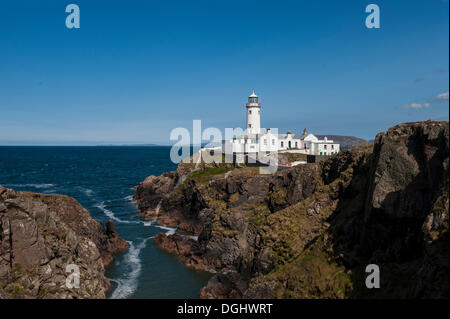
[246,90,261,134]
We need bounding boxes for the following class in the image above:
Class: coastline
[133,120,449,299]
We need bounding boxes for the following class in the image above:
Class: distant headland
[95,144,160,147]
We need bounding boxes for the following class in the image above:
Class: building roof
[249,90,258,98]
[235,133,308,140]
[234,133,263,139]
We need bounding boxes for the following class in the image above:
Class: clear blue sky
[0,0,448,145]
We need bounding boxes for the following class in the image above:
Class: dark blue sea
[0,146,211,298]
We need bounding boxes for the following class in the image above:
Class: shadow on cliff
[327,134,449,298]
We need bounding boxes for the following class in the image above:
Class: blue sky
[0,0,448,145]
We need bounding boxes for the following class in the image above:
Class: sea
[0,146,211,298]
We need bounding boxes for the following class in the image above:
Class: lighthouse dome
[249,90,258,98]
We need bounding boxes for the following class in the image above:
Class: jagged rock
[200,269,248,299]
[361,121,449,259]
[154,233,212,271]
[133,172,178,220]
[135,120,449,299]
[0,187,128,299]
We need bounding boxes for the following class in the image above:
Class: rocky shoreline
[134,120,449,298]
[0,187,128,299]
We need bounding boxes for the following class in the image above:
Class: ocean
[0,146,211,298]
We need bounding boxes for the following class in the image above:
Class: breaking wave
[155,225,177,235]
[142,220,156,227]
[76,186,94,197]
[109,237,153,299]
[94,201,135,224]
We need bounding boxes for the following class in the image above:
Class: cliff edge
[135,120,449,298]
[0,187,128,298]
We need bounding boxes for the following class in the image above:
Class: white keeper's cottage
[224,91,340,161]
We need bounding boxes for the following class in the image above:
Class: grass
[250,235,353,299]
[279,152,307,163]
[190,166,234,183]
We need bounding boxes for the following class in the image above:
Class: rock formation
[0,187,128,298]
[134,120,449,299]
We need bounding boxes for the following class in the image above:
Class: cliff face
[0,187,128,299]
[134,120,449,299]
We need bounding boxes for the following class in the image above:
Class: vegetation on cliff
[134,121,449,299]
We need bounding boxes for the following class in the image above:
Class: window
[331,145,334,149]
[258,110,260,114]
[324,145,327,149]
[281,141,284,147]
[248,124,252,128]
[263,139,267,146]
[272,139,275,146]
[295,142,298,148]
[249,110,252,114]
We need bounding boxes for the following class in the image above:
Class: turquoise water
[0,146,211,298]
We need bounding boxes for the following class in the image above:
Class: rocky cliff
[134,120,449,299]
[0,187,128,299]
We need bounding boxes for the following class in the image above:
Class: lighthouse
[246,90,261,134]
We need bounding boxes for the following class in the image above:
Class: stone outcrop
[0,187,128,299]
[135,120,449,299]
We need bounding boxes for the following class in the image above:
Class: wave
[76,186,94,197]
[94,201,150,226]
[94,201,136,224]
[124,195,133,201]
[109,237,153,299]
[2,183,56,189]
[142,220,156,227]
[154,225,177,235]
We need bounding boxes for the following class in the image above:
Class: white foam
[42,189,57,194]
[94,201,135,224]
[124,195,133,201]
[82,188,94,196]
[109,237,153,299]
[142,220,156,227]
[76,186,94,197]
[155,225,177,235]
[3,183,56,189]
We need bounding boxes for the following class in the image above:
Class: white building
[224,91,340,162]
